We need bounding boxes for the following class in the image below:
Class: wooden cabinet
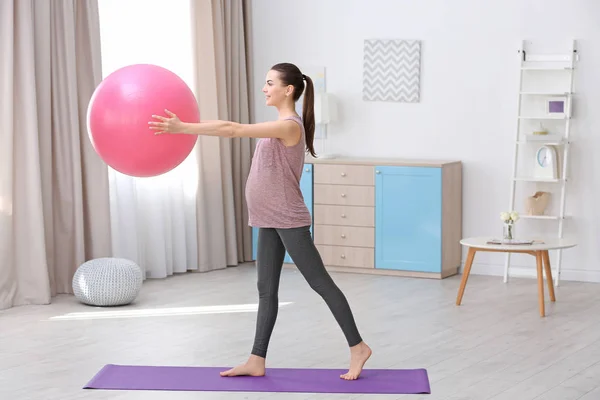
[375,165,442,273]
[312,163,376,274]
[252,157,462,279]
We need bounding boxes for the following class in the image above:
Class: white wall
[249,0,600,282]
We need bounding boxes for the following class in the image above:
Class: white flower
[500,210,519,223]
[510,211,519,222]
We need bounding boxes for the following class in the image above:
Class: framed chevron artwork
[363,39,421,103]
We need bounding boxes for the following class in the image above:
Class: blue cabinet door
[252,164,313,262]
[375,166,442,272]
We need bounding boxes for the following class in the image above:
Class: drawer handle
[341,214,346,218]
[341,234,346,238]
[341,172,346,177]
[305,168,310,172]
[376,170,381,174]
[340,254,346,259]
[341,193,346,197]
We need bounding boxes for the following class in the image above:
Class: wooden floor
[2,263,600,400]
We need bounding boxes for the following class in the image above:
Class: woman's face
[262,70,293,107]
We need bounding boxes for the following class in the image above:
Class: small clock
[533,145,558,180]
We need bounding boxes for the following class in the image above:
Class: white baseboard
[464,262,600,283]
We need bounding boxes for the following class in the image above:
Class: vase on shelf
[503,222,515,240]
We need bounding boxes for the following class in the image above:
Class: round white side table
[457,237,577,317]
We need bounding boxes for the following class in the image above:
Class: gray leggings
[251,225,363,358]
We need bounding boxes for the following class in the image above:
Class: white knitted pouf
[73,257,143,306]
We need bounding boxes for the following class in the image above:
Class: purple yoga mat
[84,364,431,394]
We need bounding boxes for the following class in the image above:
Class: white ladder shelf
[505,40,578,286]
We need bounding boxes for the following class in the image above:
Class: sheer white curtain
[98,0,254,280]
[107,163,200,279]
[98,0,201,279]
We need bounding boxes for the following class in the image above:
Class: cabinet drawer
[314,225,374,248]
[314,205,374,227]
[317,245,374,269]
[314,164,374,186]
[314,184,375,207]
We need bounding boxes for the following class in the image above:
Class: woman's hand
[149,109,184,135]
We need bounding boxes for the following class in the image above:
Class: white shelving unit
[504,40,578,286]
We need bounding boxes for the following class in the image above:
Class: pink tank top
[245,116,312,228]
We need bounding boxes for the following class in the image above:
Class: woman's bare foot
[220,355,266,377]
[340,341,372,380]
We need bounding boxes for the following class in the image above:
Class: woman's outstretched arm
[149,109,300,144]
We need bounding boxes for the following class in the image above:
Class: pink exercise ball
[87,64,200,178]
